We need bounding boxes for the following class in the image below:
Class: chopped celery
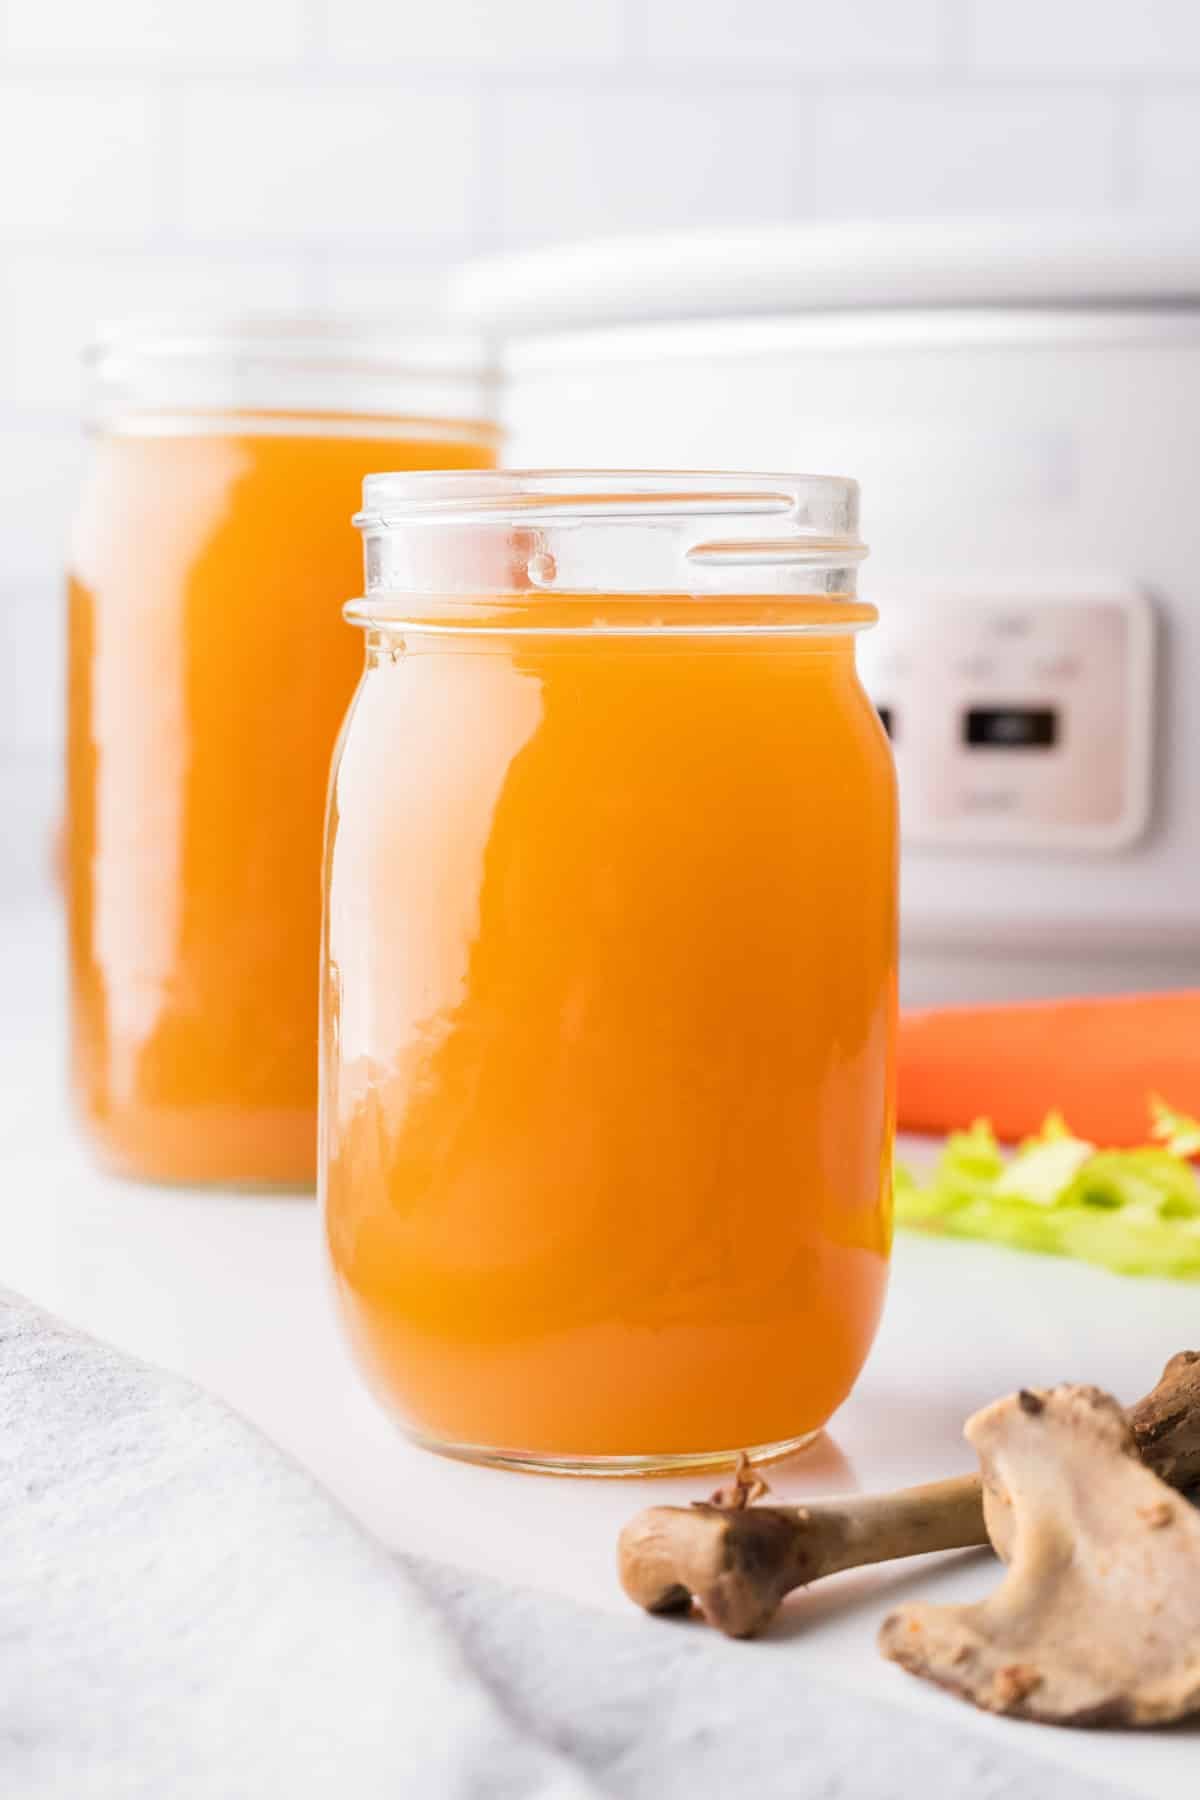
[1150,1096,1200,1160]
[994,1135,1095,1206]
[895,1098,1200,1280]
[1065,1149,1200,1219]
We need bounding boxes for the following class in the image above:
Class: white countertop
[3,891,1196,1796]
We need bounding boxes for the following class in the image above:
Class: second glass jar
[322,472,897,1472]
[67,319,498,1188]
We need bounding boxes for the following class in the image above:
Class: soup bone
[879,1381,1200,1727]
[617,1351,1200,1641]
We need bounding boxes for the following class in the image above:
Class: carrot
[897,989,1200,1146]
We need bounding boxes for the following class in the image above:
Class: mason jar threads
[322,472,897,1472]
[66,319,499,1187]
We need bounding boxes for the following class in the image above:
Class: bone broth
[67,323,497,1187]
[321,472,897,1471]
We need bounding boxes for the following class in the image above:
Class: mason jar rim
[84,314,501,436]
[356,467,860,529]
[88,313,493,380]
[351,470,870,622]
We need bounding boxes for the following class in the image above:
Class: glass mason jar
[67,319,499,1188]
[322,471,897,1473]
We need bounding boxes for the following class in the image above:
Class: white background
[4,0,1200,843]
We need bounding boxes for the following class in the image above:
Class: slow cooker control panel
[860,589,1154,852]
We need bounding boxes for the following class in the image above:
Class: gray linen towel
[2,1288,1125,1799]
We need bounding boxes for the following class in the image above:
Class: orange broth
[67,422,495,1186]
[323,608,896,1460]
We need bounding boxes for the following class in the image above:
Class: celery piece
[994,1136,1095,1207]
[1149,1095,1200,1160]
[894,1097,1200,1280]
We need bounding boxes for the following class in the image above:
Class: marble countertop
[2,890,1195,1796]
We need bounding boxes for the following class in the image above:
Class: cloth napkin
[2,1288,1126,1800]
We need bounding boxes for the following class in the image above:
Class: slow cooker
[454,220,1200,1006]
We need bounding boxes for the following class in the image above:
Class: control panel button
[954,654,996,681]
[986,611,1034,639]
[964,706,1059,750]
[958,788,1020,812]
[1032,654,1082,681]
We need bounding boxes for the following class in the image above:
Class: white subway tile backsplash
[0,426,87,581]
[311,260,457,317]
[495,83,801,245]
[0,748,61,893]
[4,0,309,65]
[172,85,478,244]
[1135,96,1200,211]
[0,86,158,239]
[6,0,1200,774]
[647,0,946,71]
[0,574,65,755]
[326,0,631,66]
[1,251,312,417]
[0,421,86,753]
[966,0,1200,76]
[0,425,83,753]
[810,91,1118,216]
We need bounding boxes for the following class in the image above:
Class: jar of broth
[67,320,499,1187]
[322,471,897,1472]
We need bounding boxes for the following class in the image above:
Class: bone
[1127,1349,1200,1491]
[878,1384,1200,1727]
[619,1472,986,1641]
[617,1350,1200,1639]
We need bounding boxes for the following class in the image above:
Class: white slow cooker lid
[453,218,1200,337]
